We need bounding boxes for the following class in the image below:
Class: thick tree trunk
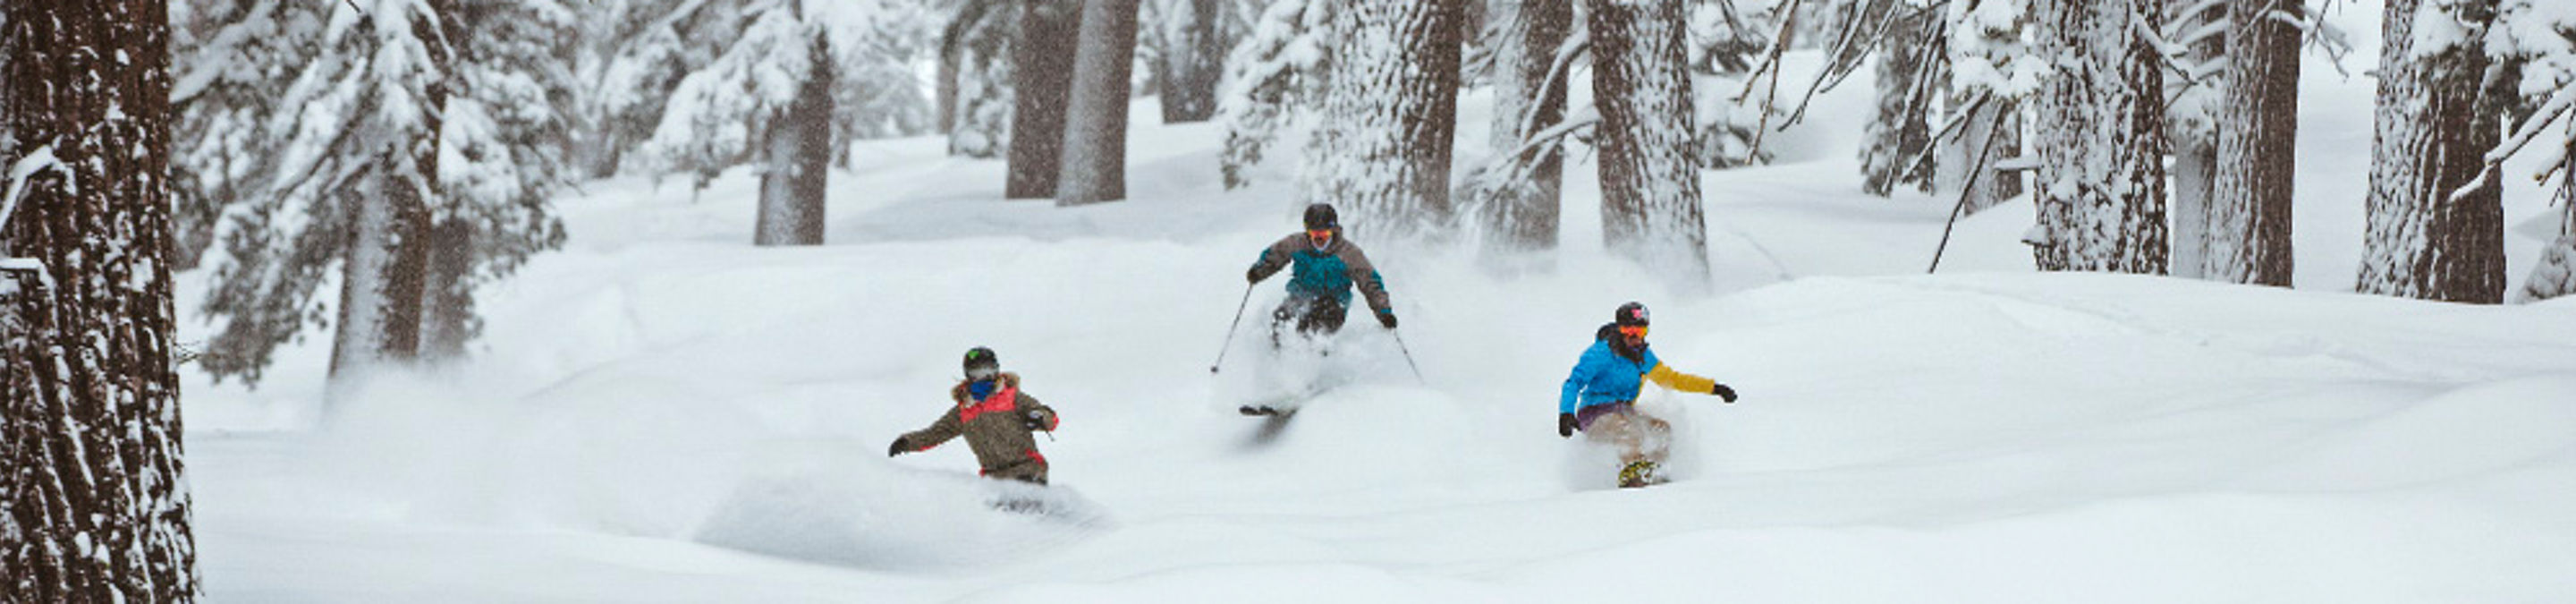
[1306,0,1463,240]
[2359,0,2504,303]
[1936,94,2022,215]
[2029,0,2168,274]
[1005,0,1081,199]
[756,33,835,246]
[1159,0,1225,123]
[2205,0,2299,285]
[330,166,433,386]
[0,0,200,600]
[1482,0,1571,252]
[1058,0,1140,206]
[1589,0,1710,284]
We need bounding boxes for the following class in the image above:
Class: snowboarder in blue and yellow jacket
[1559,302,1737,488]
[1246,203,1396,342]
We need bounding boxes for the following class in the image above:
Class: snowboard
[1617,460,1670,489]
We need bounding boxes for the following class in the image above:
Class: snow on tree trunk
[1160,0,1226,123]
[2165,0,2224,279]
[942,0,1015,157]
[330,172,434,388]
[1861,2,1936,198]
[1935,94,2022,215]
[1006,0,1081,200]
[0,1,201,600]
[2359,0,2504,303]
[1058,0,1140,207]
[1589,0,1712,285]
[419,218,475,363]
[757,31,834,246]
[2205,0,2299,285]
[2029,0,2168,274]
[1480,0,1572,252]
[1305,0,1465,240]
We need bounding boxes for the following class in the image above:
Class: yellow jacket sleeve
[1644,363,1716,394]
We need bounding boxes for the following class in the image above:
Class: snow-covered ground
[182,10,2576,602]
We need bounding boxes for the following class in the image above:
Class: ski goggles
[966,365,998,381]
[1306,228,1333,244]
[1617,324,1648,337]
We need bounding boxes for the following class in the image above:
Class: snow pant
[1579,403,1671,466]
[985,459,1049,486]
[1269,296,1347,348]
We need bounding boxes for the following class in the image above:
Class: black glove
[887,437,911,456]
[1023,410,1051,431]
[1246,267,1264,284]
[1377,311,1397,329]
[1711,383,1737,404]
[1558,413,1578,438]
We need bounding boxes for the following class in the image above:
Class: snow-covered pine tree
[2360,0,2504,303]
[940,0,1015,157]
[1007,0,1082,199]
[2029,0,2167,273]
[1689,0,1776,170]
[1058,0,1141,206]
[2164,0,2224,279]
[421,0,578,361]
[170,0,309,271]
[1940,0,2036,217]
[1860,0,1939,197]
[1589,0,1712,284]
[2204,0,2301,285]
[573,0,738,179]
[1157,0,1233,123]
[1477,0,1574,252]
[2488,0,2576,302]
[1218,0,1334,190]
[1304,0,1465,240]
[1,1,200,600]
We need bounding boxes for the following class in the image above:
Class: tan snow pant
[1582,410,1672,466]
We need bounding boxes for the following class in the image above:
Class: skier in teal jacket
[1247,203,1396,342]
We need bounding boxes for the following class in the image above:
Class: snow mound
[691,464,1109,570]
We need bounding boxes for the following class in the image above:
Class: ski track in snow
[177,16,2576,604]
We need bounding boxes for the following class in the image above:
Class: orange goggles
[1617,325,1648,337]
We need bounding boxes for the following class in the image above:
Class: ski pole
[1391,329,1426,384]
[1209,283,1256,374]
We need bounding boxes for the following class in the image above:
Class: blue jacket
[1560,326,1717,414]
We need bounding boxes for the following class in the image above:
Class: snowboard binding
[1618,460,1665,489]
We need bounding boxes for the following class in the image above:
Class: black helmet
[962,346,999,379]
[1614,302,1650,328]
[1302,203,1338,231]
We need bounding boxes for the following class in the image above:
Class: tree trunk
[1482,0,1571,252]
[1305,0,1464,240]
[2165,0,2224,279]
[419,218,475,363]
[2359,0,2503,303]
[1058,0,1140,206]
[2029,0,2168,274]
[1589,0,1710,285]
[1936,94,2022,215]
[2205,0,2299,285]
[1,0,201,600]
[756,32,834,246]
[943,0,1014,157]
[1861,2,1935,198]
[1159,0,1225,123]
[1006,0,1081,199]
[330,166,433,387]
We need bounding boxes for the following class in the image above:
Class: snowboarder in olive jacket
[889,347,1060,484]
[1559,302,1737,488]
[1247,203,1397,342]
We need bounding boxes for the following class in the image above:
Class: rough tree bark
[2166,0,2224,278]
[1058,0,1141,206]
[2029,0,2168,274]
[1481,0,1571,252]
[1,0,201,600]
[2359,0,2504,303]
[2205,0,2299,285]
[1006,0,1082,199]
[1589,0,1711,284]
[1305,0,1465,240]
